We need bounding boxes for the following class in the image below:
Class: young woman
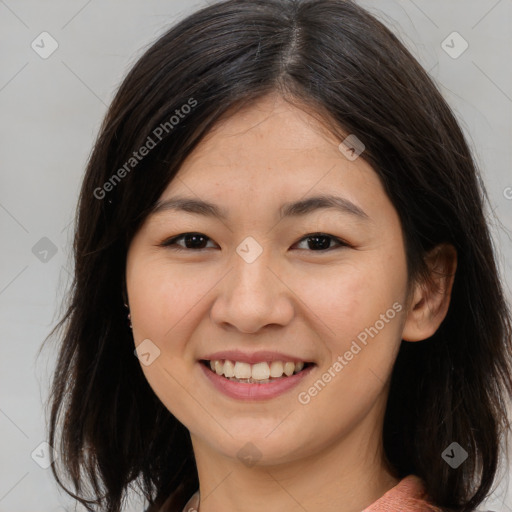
[43,1,512,511]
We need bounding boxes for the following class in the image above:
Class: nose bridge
[210,236,293,332]
[231,236,277,307]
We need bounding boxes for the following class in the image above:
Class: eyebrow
[150,194,370,222]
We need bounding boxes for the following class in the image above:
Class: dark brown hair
[42,1,512,511]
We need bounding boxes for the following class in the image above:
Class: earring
[123,303,132,329]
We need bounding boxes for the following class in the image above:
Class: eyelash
[158,232,350,253]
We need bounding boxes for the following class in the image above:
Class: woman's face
[126,93,411,466]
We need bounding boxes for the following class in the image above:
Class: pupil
[185,234,206,249]
[309,236,329,250]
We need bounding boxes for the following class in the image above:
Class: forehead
[151,94,397,231]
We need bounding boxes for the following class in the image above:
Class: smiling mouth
[200,359,315,383]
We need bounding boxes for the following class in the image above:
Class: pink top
[181,474,442,511]
[363,475,442,511]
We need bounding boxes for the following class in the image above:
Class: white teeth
[223,360,235,378]
[269,361,284,377]
[214,360,224,375]
[283,362,295,376]
[206,359,308,380]
[234,361,252,379]
[251,362,270,380]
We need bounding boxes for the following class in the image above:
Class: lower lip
[199,362,315,401]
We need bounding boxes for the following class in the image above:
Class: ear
[401,243,457,342]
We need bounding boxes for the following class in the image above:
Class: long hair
[42,1,512,511]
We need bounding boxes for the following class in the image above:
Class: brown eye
[293,233,348,252]
[159,232,349,253]
[160,233,217,251]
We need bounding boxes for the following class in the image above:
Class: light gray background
[1,0,511,510]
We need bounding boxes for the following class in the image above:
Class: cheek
[295,258,405,339]
[294,264,405,436]
[296,255,407,405]
[128,257,215,344]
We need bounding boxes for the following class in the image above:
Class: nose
[209,249,295,334]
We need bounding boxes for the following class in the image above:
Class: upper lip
[200,350,313,364]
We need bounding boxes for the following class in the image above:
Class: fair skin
[125,93,457,512]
